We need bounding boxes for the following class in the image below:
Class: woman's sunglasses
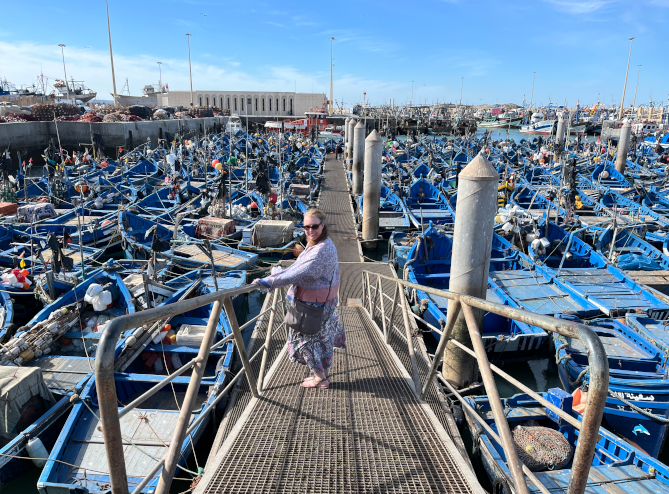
[304,223,322,230]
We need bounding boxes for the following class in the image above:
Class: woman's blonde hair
[304,208,329,243]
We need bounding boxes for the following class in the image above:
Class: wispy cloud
[543,0,612,14]
[266,21,285,28]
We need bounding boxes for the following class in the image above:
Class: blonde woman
[254,209,344,388]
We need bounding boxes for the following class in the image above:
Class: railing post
[420,300,461,400]
[460,302,530,494]
[155,299,223,494]
[365,271,373,316]
[257,289,279,393]
[224,297,258,398]
[387,282,399,344]
[377,275,387,342]
[399,283,422,393]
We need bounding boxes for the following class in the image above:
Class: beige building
[157,90,327,117]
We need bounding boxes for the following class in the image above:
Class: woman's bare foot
[302,377,330,388]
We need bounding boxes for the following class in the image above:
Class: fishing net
[512,426,573,471]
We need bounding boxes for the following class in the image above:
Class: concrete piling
[443,151,499,388]
[352,120,366,194]
[361,129,383,249]
[343,117,351,162]
[615,120,632,174]
[556,116,566,148]
[346,118,356,170]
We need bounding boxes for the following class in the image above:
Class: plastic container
[26,437,48,467]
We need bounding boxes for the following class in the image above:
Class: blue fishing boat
[405,226,548,360]
[465,388,669,493]
[403,178,454,228]
[555,318,669,458]
[37,275,238,493]
[357,185,411,237]
[120,211,258,273]
[0,267,136,487]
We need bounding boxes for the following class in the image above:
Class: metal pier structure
[94,155,609,494]
[195,155,482,493]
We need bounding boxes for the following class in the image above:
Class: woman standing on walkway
[253,209,345,388]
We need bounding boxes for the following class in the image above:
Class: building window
[241,97,244,112]
[199,96,202,106]
[234,98,237,111]
[255,98,258,111]
[283,98,286,112]
[269,98,272,111]
[206,96,209,107]
[276,98,279,112]
[247,98,252,112]
[290,99,293,114]
[262,98,265,112]
[227,97,230,110]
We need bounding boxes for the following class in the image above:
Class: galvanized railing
[95,283,286,494]
[361,270,609,494]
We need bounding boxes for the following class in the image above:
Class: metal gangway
[92,266,608,494]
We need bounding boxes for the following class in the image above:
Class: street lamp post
[633,64,641,110]
[157,62,163,91]
[58,44,70,101]
[459,77,464,106]
[329,37,334,116]
[105,0,119,107]
[186,33,194,107]
[618,36,635,120]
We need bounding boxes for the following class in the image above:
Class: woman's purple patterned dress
[257,237,345,378]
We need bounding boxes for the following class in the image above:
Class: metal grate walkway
[195,156,482,494]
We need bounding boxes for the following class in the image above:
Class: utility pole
[157,61,163,91]
[632,64,641,110]
[106,0,118,107]
[618,36,635,120]
[58,44,70,101]
[329,37,334,116]
[186,33,194,107]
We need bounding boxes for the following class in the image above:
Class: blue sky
[1,0,667,108]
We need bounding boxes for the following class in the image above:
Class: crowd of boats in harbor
[4,118,669,491]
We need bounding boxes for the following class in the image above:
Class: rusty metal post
[399,284,422,393]
[460,303,529,494]
[155,300,223,494]
[420,300,461,399]
[257,289,279,393]
[377,276,388,341]
[225,297,258,397]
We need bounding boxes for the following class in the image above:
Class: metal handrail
[361,270,608,494]
[95,283,265,494]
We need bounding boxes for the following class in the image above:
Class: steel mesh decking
[198,307,476,494]
[318,155,361,262]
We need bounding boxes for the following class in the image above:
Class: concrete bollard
[556,116,566,148]
[343,117,351,161]
[615,120,632,174]
[352,120,366,194]
[362,129,383,249]
[346,118,356,170]
[443,151,499,388]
